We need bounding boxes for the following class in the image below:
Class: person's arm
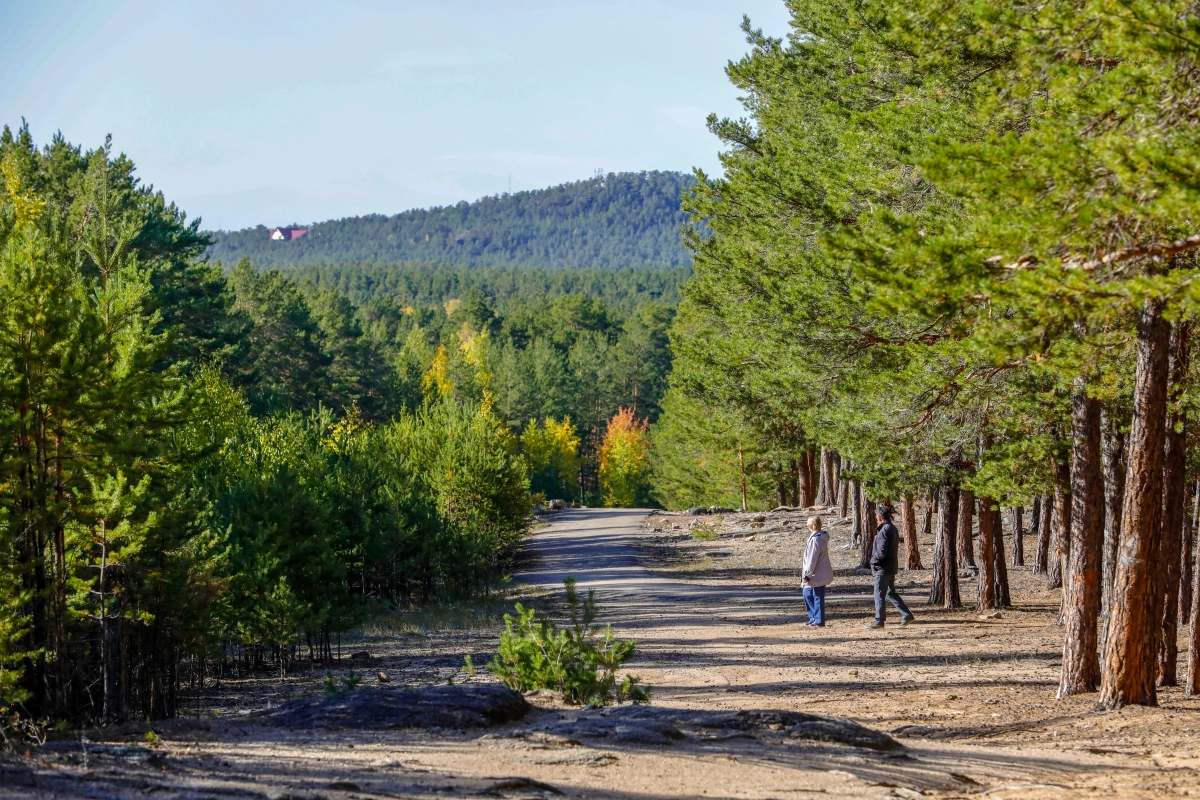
[870,526,887,569]
[817,534,831,578]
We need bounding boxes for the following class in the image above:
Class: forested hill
[208,171,695,269]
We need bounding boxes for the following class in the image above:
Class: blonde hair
[807,516,823,531]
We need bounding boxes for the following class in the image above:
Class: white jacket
[802,529,834,587]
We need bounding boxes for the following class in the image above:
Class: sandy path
[519,508,1200,797]
[7,507,1199,799]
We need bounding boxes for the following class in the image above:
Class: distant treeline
[285,262,690,318]
[209,171,697,269]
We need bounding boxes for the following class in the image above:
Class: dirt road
[524,508,1200,797]
[5,507,1199,799]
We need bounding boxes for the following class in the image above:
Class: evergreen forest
[0,124,672,726]
[5,0,1200,738]
[208,171,695,270]
[648,0,1200,707]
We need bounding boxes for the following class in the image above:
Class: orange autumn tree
[599,408,650,508]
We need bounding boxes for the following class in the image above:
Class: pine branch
[989,233,1200,274]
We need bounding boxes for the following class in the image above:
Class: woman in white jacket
[802,515,833,626]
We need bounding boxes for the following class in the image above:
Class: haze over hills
[208,171,696,270]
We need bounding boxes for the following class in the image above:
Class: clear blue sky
[0,1,791,231]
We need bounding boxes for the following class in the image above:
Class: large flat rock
[257,684,531,730]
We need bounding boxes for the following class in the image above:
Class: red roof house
[270,227,309,241]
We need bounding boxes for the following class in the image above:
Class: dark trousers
[873,570,913,622]
[803,585,826,625]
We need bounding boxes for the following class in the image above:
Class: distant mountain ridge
[208,170,696,269]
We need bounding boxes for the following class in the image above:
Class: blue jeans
[803,585,826,625]
[873,570,913,623]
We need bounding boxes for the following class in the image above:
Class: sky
[0,1,792,231]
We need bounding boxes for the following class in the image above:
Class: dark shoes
[864,620,885,629]
[897,616,916,628]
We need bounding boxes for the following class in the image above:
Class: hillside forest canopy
[0,124,674,725]
[208,171,695,270]
[647,0,1200,709]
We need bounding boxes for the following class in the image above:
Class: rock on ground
[257,684,530,730]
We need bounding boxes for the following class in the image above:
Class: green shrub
[486,579,649,705]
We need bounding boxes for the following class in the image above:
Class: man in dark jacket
[865,506,915,629]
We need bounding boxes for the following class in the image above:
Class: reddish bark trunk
[930,485,961,608]
[803,448,818,507]
[1158,320,1189,686]
[903,493,922,570]
[839,470,850,517]
[1036,495,1053,573]
[817,447,833,506]
[978,497,997,612]
[831,451,842,507]
[1100,297,1171,709]
[789,458,800,507]
[1011,506,1025,567]
[1183,481,1198,628]
[957,489,976,569]
[1059,383,1104,697]
[1048,462,1072,591]
[798,453,814,510]
[859,491,877,569]
[1100,416,1127,661]
[1189,521,1200,695]
[850,480,862,543]
[992,507,1010,607]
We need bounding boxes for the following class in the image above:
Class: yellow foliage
[458,324,492,391]
[3,157,46,226]
[422,345,454,400]
[443,297,462,316]
[322,406,365,454]
[522,417,581,496]
[599,408,650,508]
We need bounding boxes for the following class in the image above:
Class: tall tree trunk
[851,480,862,544]
[790,458,800,507]
[859,492,876,569]
[832,451,842,506]
[1158,319,1189,686]
[1100,297,1171,709]
[1100,415,1128,662]
[797,454,812,510]
[957,489,976,569]
[1048,461,1072,591]
[738,447,748,511]
[1183,481,1198,628]
[992,507,1010,607]
[1030,495,1041,540]
[1011,506,1025,567]
[930,485,961,608]
[978,497,998,611]
[1036,495,1053,573]
[776,480,789,509]
[1059,382,1104,697]
[817,447,832,505]
[838,476,849,517]
[804,449,818,506]
[1188,523,1200,695]
[904,493,922,570]
[922,489,933,536]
